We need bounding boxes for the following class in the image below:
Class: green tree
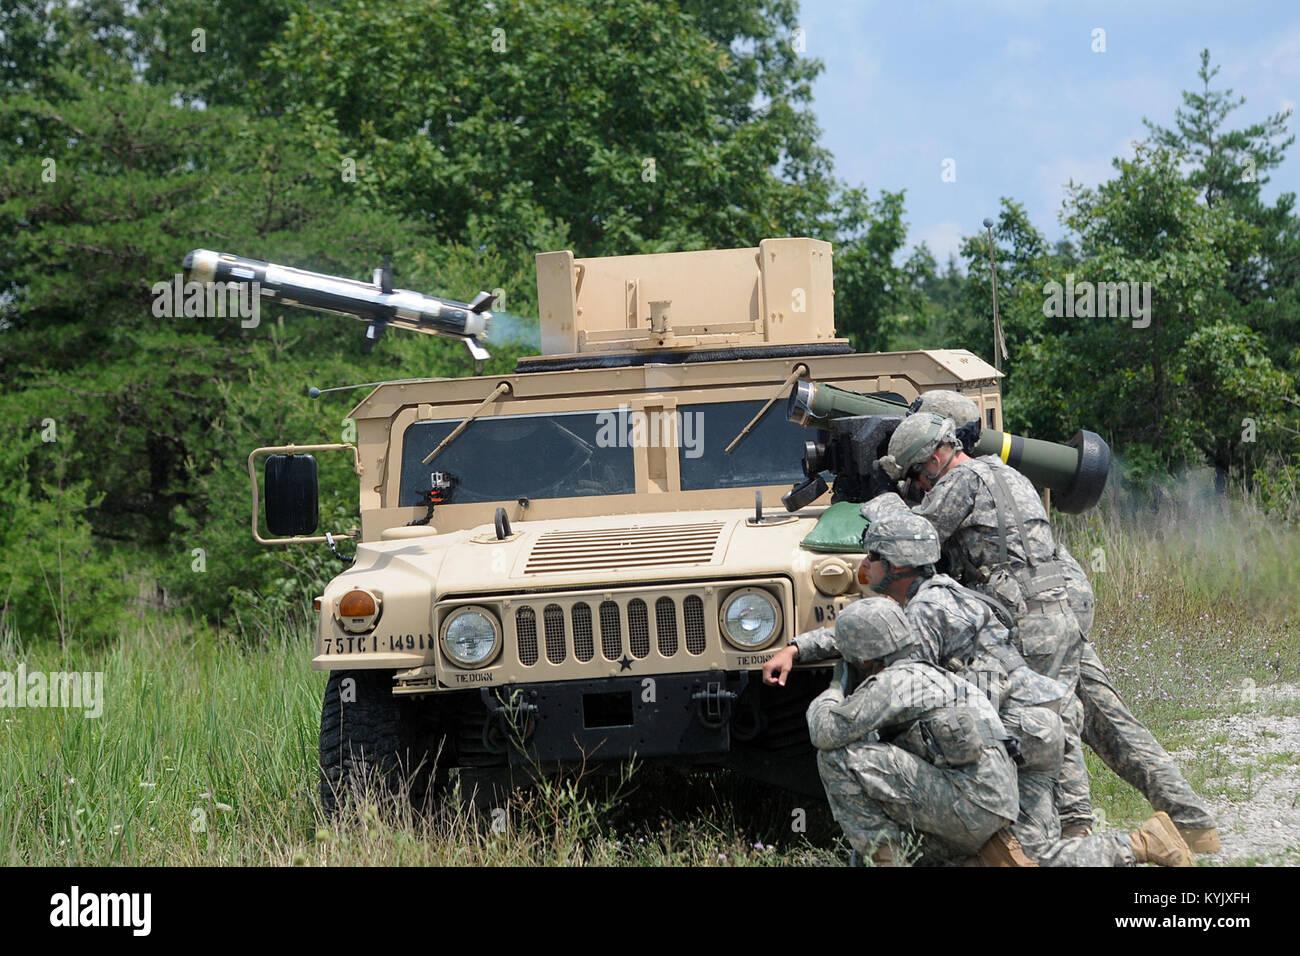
[251,0,842,257]
[822,188,914,350]
[1143,49,1299,371]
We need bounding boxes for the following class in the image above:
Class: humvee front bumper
[480,670,750,764]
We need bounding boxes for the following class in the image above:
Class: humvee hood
[349,510,820,597]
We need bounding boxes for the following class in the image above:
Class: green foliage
[821,188,913,349]
[0,420,132,647]
[1252,454,1300,523]
[1142,49,1300,379]
[0,70,519,634]
[253,0,841,256]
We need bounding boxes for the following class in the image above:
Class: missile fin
[362,319,388,353]
[467,290,496,313]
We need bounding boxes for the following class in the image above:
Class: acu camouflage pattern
[860,490,911,525]
[904,575,1067,713]
[880,413,957,481]
[860,511,941,569]
[908,461,1121,859]
[910,454,1083,749]
[911,390,980,428]
[808,659,1019,861]
[1053,545,1217,832]
[824,596,915,666]
[1014,771,1136,866]
[903,574,1148,866]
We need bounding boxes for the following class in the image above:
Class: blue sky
[795,0,1300,266]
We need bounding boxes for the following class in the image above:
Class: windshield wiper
[723,364,808,454]
[421,381,512,465]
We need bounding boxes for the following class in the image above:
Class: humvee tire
[319,669,438,814]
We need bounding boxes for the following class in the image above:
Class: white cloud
[1261,31,1300,76]
[1035,136,1138,219]
[912,219,967,264]
[1004,36,1042,62]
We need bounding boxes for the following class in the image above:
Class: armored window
[399,410,636,506]
[676,400,807,491]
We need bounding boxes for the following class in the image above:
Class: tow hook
[692,681,738,729]
[480,686,538,750]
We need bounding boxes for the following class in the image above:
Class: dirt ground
[1171,684,1300,866]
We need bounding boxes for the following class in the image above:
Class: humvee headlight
[337,588,381,633]
[719,589,781,649]
[441,607,501,667]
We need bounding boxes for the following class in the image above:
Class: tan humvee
[250,237,1003,809]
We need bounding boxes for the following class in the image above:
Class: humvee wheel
[319,669,436,814]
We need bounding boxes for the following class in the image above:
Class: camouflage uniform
[912,456,1082,684]
[795,569,1134,865]
[902,574,1134,865]
[809,658,1020,862]
[902,460,1083,826]
[1056,544,1217,832]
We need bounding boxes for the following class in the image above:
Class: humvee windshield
[397,399,814,506]
[399,410,637,505]
[679,400,808,490]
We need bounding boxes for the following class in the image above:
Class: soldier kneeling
[807,596,1020,865]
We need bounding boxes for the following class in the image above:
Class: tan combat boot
[1178,827,1221,854]
[978,828,1038,867]
[1130,812,1193,866]
[1060,823,1093,839]
[870,841,907,866]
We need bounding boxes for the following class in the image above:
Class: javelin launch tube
[788,380,1111,514]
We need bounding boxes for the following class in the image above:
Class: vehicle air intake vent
[517,607,538,666]
[524,522,724,573]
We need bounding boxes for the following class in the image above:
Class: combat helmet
[860,491,910,525]
[909,389,979,427]
[833,596,917,666]
[861,510,941,568]
[909,389,982,455]
[879,413,957,481]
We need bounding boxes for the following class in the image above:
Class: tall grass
[1054,469,1300,834]
[1057,469,1299,716]
[0,617,840,866]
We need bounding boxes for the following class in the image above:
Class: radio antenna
[983,217,1009,372]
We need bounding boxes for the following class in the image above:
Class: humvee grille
[656,597,678,656]
[469,580,786,675]
[684,595,706,654]
[628,599,650,658]
[517,607,539,666]
[523,522,724,573]
[572,602,595,662]
[544,604,567,663]
[509,592,717,667]
[599,600,622,660]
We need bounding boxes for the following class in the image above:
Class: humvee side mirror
[265,453,319,536]
[247,443,362,545]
